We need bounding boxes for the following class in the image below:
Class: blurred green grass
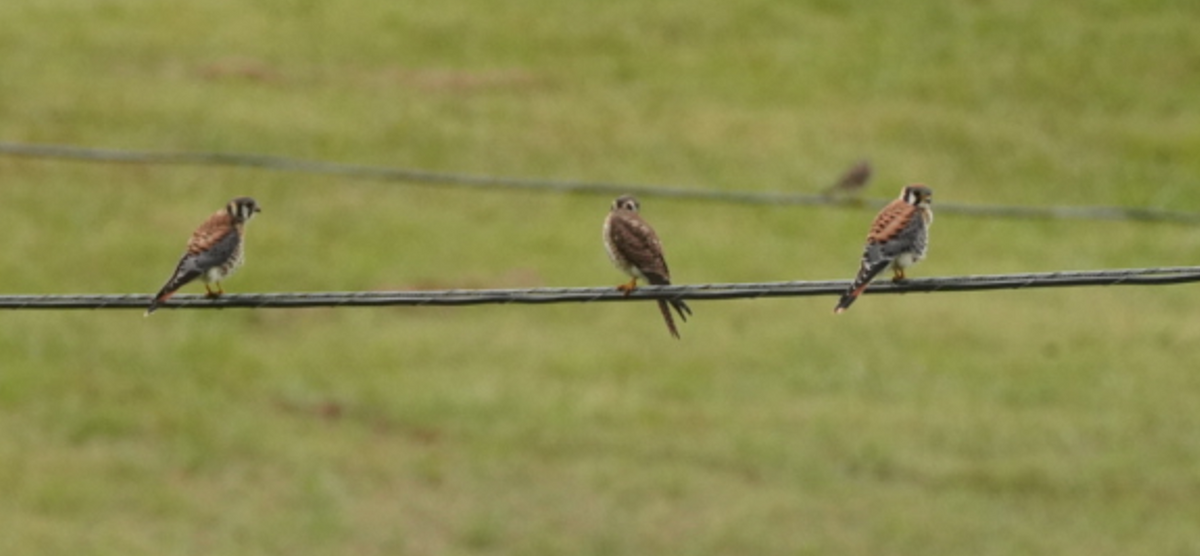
[2,1,1200,554]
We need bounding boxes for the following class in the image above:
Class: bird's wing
[609,213,672,284]
[186,211,241,269]
[865,199,923,262]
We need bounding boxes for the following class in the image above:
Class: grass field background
[2,1,1200,554]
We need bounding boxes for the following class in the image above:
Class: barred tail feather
[834,259,892,314]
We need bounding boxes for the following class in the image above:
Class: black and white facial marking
[228,197,262,223]
[612,195,641,213]
[902,185,933,206]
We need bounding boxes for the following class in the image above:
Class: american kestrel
[146,197,262,315]
[823,159,873,198]
[603,195,692,339]
[834,184,933,314]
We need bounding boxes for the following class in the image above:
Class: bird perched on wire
[603,195,692,339]
[834,184,933,314]
[146,197,262,315]
[822,159,873,199]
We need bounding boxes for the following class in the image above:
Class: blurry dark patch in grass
[378,67,550,95]
[194,58,550,96]
[273,397,443,446]
[275,397,345,421]
[196,58,286,84]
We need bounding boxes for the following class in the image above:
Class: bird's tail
[669,298,691,322]
[646,277,691,338]
[657,300,682,339]
[834,259,891,314]
[144,290,173,316]
[145,268,200,316]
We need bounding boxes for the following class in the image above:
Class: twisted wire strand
[3,266,1198,310]
[3,142,1197,224]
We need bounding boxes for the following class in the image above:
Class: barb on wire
[2,266,1199,310]
[2,142,1198,225]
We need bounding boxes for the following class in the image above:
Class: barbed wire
[3,266,1198,310]
[3,142,1197,225]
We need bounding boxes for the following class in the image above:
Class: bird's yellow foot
[616,278,638,296]
[891,269,907,283]
[204,284,224,299]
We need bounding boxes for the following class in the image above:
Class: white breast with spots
[203,242,244,284]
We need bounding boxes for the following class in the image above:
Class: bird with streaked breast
[603,195,692,339]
